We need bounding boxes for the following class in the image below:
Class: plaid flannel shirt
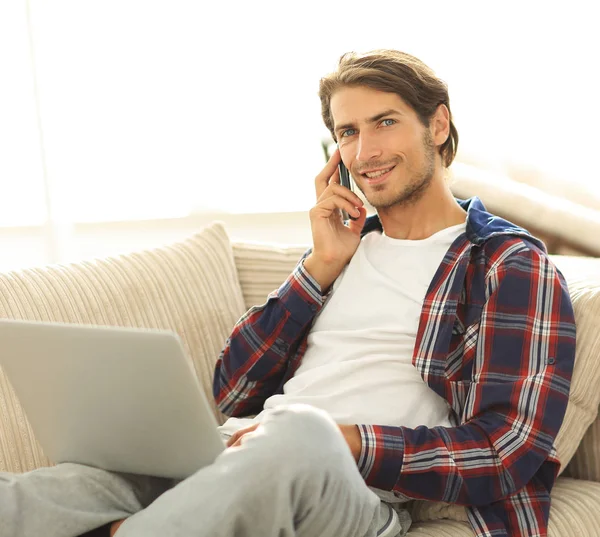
[213,197,576,537]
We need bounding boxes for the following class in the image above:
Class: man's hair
[319,49,458,168]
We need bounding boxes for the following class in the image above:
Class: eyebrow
[334,108,404,135]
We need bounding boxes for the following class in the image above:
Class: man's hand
[110,519,126,536]
[304,148,367,292]
[225,422,362,463]
[226,423,261,448]
[338,424,362,462]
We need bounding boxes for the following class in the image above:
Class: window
[0,2,46,227]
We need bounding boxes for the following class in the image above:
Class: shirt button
[310,304,318,312]
[547,357,556,365]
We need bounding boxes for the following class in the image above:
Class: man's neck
[377,179,467,240]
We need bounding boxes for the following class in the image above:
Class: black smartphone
[338,160,358,223]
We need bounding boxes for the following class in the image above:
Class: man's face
[330,86,438,210]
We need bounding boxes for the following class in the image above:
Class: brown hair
[319,49,458,168]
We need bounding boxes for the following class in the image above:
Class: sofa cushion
[408,477,600,536]
[550,255,600,482]
[231,241,309,311]
[549,256,600,474]
[0,222,246,473]
[566,419,600,481]
[407,520,473,536]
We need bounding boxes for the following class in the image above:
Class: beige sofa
[448,161,600,258]
[1,222,600,536]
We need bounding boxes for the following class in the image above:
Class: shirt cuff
[357,424,405,491]
[273,256,332,326]
[298,256,334,300]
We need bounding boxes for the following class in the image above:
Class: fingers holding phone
[308,150,367,277]
[314,147,342,199]
[312,156,364,231]
[314,148,361,223]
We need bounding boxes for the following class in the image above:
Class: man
[1,50,575,537]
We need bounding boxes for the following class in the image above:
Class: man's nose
[355,134,382,163]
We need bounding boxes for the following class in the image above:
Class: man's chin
[371,181,432,210]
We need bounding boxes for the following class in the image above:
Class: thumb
[348,205,368,233]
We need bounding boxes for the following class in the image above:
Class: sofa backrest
[544,255,600,481]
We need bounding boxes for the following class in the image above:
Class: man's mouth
[360,165,396,184]
[363,166,395,179]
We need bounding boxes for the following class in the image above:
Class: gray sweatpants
[0,405,410,537]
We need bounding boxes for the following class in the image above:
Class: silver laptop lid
[0,319,225,479]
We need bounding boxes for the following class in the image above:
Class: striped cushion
[0,222,246,473]
[553,275,600,473]
[549,256,600,480]
[407,478,600,536]
[407,520,473,536]
[231,241,309,311]
[567,419,600,481]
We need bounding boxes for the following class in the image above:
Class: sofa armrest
[450,162,600,257]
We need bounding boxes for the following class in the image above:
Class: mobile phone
[338,160,358,223]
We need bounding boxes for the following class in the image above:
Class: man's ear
[431,103,450,146]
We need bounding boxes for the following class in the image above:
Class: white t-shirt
[220,221,466,436]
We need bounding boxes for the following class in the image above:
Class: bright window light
[1,0,598,226]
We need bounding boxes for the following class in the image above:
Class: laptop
[0,319,225,479]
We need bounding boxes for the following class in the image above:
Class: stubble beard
[362,130,437,210]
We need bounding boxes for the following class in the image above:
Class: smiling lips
[362,165,396,185]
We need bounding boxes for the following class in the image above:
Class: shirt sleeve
[356,246,576,507]
[213,249,332,417]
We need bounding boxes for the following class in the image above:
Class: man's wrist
[303,254,341,294]
[338,424,362,462]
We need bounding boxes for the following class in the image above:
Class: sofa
[448,161,600,258]
[1,220,600,536]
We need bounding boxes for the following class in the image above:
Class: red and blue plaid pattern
[213,197,576,537]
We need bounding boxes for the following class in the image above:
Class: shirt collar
[360,196,546,252]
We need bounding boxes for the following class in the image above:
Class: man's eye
[341,128,356,137]
[382,119,396,127]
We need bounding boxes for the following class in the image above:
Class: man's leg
[115,404,389,537]
[0,463,172,537]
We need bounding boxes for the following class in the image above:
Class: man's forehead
[331,87,410,127]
